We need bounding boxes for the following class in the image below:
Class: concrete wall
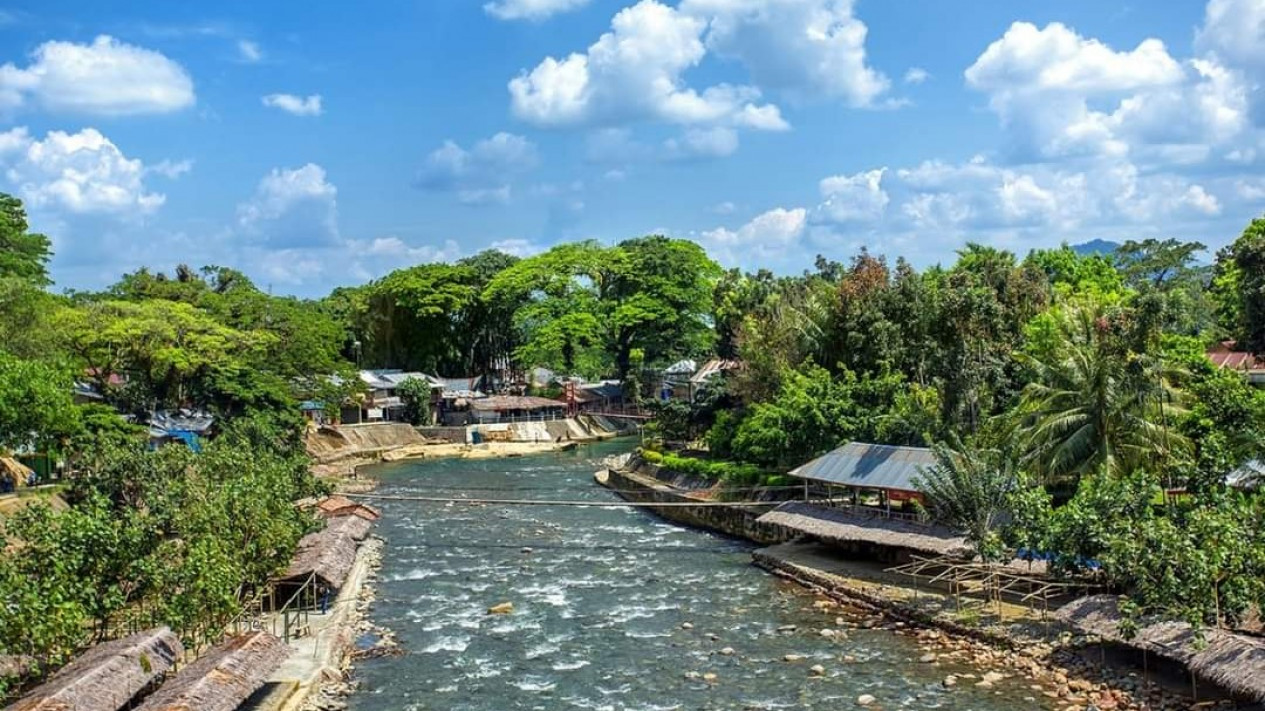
[601,466,795,546]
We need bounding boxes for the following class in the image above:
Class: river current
[349,441,1048,710]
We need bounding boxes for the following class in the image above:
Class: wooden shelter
[274,522,359,600]
[133,632,289,711]
[1057,595,1265,704]
[6,627,182,711]
[314,495,381,521]
[757,501,972,559]
[788,442,936,511]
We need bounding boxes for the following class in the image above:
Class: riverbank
[599,459,1212,711]
[307,417,638,481]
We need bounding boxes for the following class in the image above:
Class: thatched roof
[0,457,33,487]
[133,632,289,711]
[314,495,381,521]
[6,627,182,711]
[1057,595,1265,702]
[325,513,372,542]
[277,524,358,590]
[757,502,972,557]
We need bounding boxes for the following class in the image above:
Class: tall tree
[1213,216,1265,351]
[0,193,52,287]
[1011,304,1190,484]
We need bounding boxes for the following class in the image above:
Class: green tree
[1011,304,1190,484]
[915,441,1017,561]
[0,193,52,287]
[1213,216,1265,351]
[397,377,433,425]
[0,353,81,453]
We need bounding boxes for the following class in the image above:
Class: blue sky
[1,0,1262,296]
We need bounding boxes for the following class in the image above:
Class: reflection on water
[349,441,1048,711]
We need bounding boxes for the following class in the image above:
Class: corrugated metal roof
[788,442,936,493]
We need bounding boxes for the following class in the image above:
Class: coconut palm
[1011,306,1190,485]
[915,440,1017,562]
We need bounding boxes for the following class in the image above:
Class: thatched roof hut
[757,502,972,558]
[277,525,358,590]
[1057,595,1265,702]
[0,457,33,490]
[6,627,182,711]
[133,631,289,711]
[325,513,372,542]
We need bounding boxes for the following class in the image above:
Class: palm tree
[1010,306,1190,485]
[915,440,1016,562]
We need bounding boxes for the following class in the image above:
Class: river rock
[857,694,876,706]
[919,653,937,663]
[702,672,718,683]
[681,622,694,630]
[809,664,826,676]
[719,647,735,656]
[487,602,514,614]
[783,654,804,662]
[820,628,837,638]
[943,675,958,687]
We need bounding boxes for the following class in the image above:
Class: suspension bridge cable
[347,493,788,508]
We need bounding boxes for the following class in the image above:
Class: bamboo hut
[5,627,182,711]
[757,501,973,559]
[1057,595,1265,703]
[132,631,289,711]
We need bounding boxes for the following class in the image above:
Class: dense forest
[2,187,1265,682]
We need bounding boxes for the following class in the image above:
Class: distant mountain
[1070,239,1120,256]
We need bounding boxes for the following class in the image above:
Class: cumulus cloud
[816,168,888,223]
[680,0,890,107]
[509,1,787,132]
[966,20,1252,162]
[485,0,591,20]
[237,164,340,247]
[0,35,194,116]
[0,127,168,215]
[701,206,807,263]
[416,132,538,204]
[262,93,323,116]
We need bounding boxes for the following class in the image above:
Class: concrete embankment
[307,417,637,476]
[597,463,794,545]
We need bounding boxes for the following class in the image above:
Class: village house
[1206,341,1265,386]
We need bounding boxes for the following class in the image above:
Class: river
[349,441,1050,710]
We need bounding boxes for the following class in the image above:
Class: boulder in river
[857,694,876,706]
[487,602,514,614]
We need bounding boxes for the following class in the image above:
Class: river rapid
[349,441,1051,711]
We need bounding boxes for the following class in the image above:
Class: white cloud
[509,1,786,131]
[237,164,340,247]
[1183,184,1221,215]
[904,67,930,85]
[680,0,890,107]
[262,93,323,116]
[489,238,544,257]
[816,168,888,223]
[1196,0,1265,73]
[0,35,194,116]
[664,126,740,160]
[701,206,806,262]
[485,0,590,21]
[966,18,1260,164]
[416,132,538,204]
[146,159,194,179]
[0,127,166,215]
[237,40,263,63]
